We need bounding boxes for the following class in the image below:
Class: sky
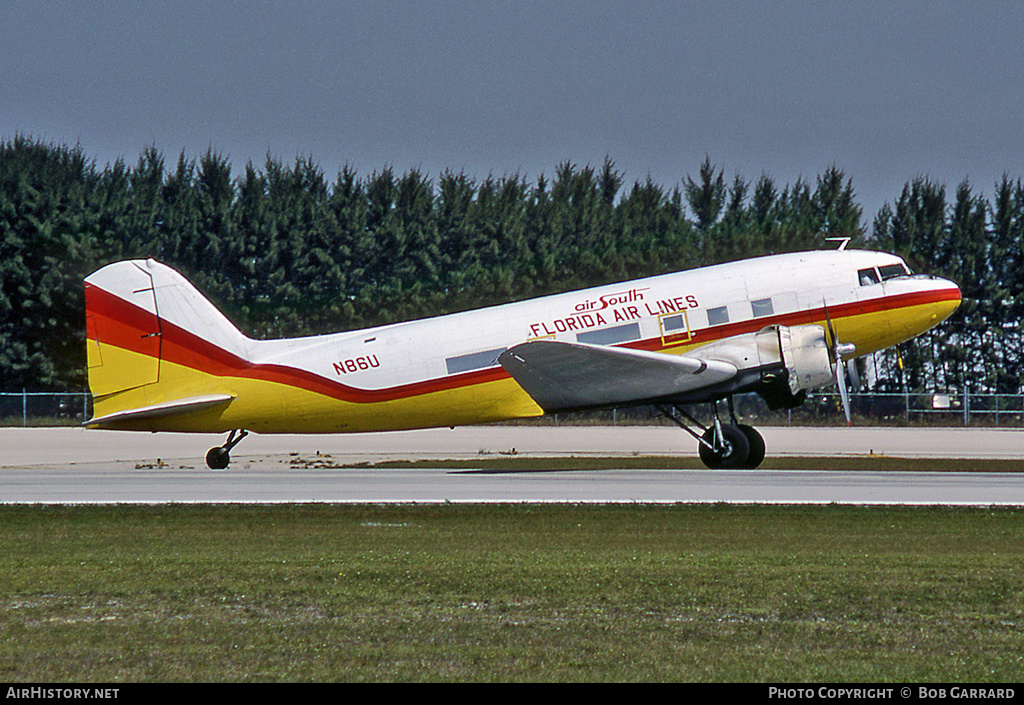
[3,0,1023,224]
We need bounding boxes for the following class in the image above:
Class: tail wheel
[205,429,248,470]
[698,424,750,469]
[206,446,230,470]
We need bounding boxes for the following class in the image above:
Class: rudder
[85,259,249,428]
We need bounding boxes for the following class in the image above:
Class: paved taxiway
[1,426,1023,504]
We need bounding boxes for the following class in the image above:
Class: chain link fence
[3,390,1024,428]
[0,392,93,427]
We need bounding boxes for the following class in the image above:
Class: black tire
[698,424,750,469]
[206,446,230,470]
[737,424,766,469]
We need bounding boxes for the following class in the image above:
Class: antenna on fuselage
[825,237,851,251]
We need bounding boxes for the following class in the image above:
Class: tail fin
[85,259,249,429]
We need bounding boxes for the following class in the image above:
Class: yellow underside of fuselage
[816,295,958,359]
[88,295,957,434]
[89,343,545,433]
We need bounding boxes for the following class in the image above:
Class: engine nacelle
[693,323,838,410]
[754,324,835,410]
[778,325,835,395]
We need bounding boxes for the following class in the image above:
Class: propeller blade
[823,301,854,425]
[836,360,851,425]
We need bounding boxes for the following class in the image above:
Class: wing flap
[86,393,235,428]
[498,340,736,411]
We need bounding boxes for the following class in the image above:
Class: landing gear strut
[656,400,765,469]
[206,429,248,470]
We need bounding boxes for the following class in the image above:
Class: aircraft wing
[498,340,737,412]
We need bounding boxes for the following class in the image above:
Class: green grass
[1,504,1023,682]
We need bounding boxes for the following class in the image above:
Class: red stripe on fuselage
[86,283,504,402]
[86,282,959,403]
[627,287,961,352]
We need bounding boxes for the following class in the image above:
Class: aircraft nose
[944,276,961,302]
[931,275,962,323]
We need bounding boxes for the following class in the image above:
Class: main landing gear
[206,429,248,469]
[656,400,766,469]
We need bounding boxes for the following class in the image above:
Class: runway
[2,425,1023,504]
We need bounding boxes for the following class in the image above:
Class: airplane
[84,246,961,469]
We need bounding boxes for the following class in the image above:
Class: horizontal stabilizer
[87,394,235,428]
[498,340,736,412]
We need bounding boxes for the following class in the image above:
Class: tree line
[872,175,1024,395]
[1,135,1020,397]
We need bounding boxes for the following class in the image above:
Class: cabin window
[707,306,729,326]
[577,322,641,346]
[858,268,880,286]
[659,313,692,343]
[879,263,909,280]
[751,298,773,317]
[446,347,506,375]
[662,314,686,332]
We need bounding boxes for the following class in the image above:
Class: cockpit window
[879,263,910,280]
[858,268,880,286]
